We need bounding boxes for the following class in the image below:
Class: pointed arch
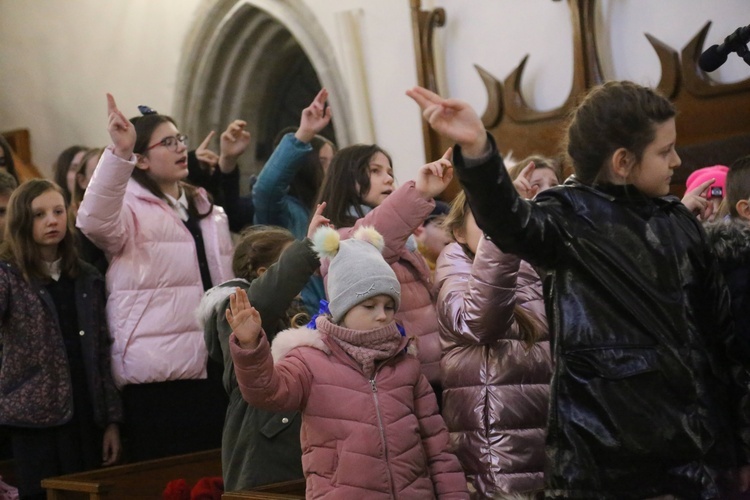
[174,0,353,177]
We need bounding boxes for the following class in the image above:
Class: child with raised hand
[408,82,750,498]
[315,144,453,398]
[509,155,563,199]
[0,180,122,500]
[197,203,329,491]
[253,88,333,315]
[187,121,255,233]
[253,88,332,239]
[705,156,750,360]
[227,225,468,499]
[435,190,551,498]
[76,94,234,461]
[681,165,729,223]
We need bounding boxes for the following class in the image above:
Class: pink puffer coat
[230,321,469,499]
[435,239,552,497]
[321,181,442,384]
[77,147,234,388]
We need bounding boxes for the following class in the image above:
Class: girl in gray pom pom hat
[227,225,469,499]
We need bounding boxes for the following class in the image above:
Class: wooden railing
[41,449,221,500]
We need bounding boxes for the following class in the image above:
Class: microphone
[699,24,750,72]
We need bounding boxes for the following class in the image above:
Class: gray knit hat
[312,226,401,323]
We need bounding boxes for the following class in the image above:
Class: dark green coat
[199,238,319,491]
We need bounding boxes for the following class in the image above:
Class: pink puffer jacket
[321,181,442,384]
[77,147,234,388]
[435,239,552,497]
[230,321,469,499]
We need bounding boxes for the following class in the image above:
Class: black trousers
[10,418,100,500]
[120,366,227,463]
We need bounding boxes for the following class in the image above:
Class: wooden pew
[41,448,221,500]
[222,479,306,500]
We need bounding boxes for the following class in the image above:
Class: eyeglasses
[146,134,188,152]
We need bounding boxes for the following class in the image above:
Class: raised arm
[227,289,311,412]
[253,89,331,228]
[407,86,566,268]
[437,237,537,345]
[218,120,250,174]
[76,94,137,257]
[248,203,326,332]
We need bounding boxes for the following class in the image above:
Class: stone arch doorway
[174,0,353,187]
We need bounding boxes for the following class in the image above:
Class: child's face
[417,219,452,262]
[67,149,86,195]
[32,190,67,251]
[319,143,334,173]
[137,122,189,188]
[530,167,559,196]
[628,118,681,198]
[341,294,396,330]
[361,152,394,208]
[77,155,99,191]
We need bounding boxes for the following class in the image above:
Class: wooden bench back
[41,449,221,500]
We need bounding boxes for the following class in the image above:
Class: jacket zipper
[370,375,396,499]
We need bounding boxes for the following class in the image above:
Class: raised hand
[681,178,714,221]
[195,130,220,173]
[226,287,262,349]
[513,161,540,199]
[296,88,332,143]
[307,201,332,240]
[106,93,136,160]
[219,120,251,173]
[406,86,487,157]
[415,147,454,200]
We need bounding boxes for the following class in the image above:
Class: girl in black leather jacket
[408,82,750,499]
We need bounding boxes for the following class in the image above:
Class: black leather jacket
[453,136,749,499]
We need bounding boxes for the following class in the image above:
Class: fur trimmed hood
[270,326,330,362]
[705,220,750,268]
[196,278,251,329]
[268,323,417,364]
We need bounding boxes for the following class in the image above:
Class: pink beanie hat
[685,165,729,199]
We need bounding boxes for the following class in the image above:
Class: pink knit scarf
[316,316,403,377]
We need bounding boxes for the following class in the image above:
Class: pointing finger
[520,161,536,180]
[441,147,453,162]
[693,178,715,197]
[199,131,216,150]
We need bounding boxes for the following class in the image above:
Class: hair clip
[138,105,158,116]
[306,300,331,329]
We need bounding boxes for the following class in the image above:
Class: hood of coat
[270,326,331,362]
[196,278,252,330]
[705,219,750,268]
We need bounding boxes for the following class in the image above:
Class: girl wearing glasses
[76,94,234,461]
